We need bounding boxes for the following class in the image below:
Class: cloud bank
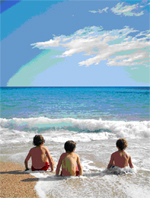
[89,1,149,17]
[111,2,144,16]
[31,26,150,68]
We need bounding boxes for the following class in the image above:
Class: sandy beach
[0,162,39,198]
[0,87,150,197]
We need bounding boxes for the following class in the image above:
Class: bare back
[25,146,49,168]
[108,150,134,168]
[56,152,82,176]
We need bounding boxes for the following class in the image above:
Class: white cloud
[103,7,109,12]
[111,2,144,16]
[89,7,109,14]
[89,1,149,17]
[32,37,61,48]
[89,10,97,14]
[31,26,150,67]
[107,50,149,66]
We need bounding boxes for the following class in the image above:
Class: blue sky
[1,0,150,87]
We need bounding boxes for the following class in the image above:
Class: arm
[107,154,114,169]
[77,155,83,176]
[128,155,134,168]
[45,148,54,172]
[24,150,31,171]
[56,155,62,175]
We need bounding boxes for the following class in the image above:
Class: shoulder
[30,147,35,152]
[73,153,80,158]
[28,147,36,155]
[42,146,50,154]
[41,146,49,151]
[111,151,118,157]
[123,151,129,157]
[112,151,117,155]
[60,153,67,159]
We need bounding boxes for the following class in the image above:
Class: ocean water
[0,87,150,198]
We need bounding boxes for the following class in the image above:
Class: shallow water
[1,131,150,198]
[0,87,150,197]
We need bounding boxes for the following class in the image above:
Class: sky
[0,0,150,87]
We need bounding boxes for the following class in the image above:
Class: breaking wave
[0,117,149,140]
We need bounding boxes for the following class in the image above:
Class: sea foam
[0,117,149,142]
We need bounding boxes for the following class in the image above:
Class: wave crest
[0,117,149,139]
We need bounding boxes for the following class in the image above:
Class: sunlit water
[0,87,150,197]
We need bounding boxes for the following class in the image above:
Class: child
[24,135,54,171]
[56,140,83,176]
[107,138,134,169]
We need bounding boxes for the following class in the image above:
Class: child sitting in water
[24,135,54,171]
[56,140,83,176]
[107,138,134,169]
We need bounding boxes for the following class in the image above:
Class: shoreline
[0,162,39,198]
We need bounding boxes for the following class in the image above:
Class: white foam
[1,126,149,198]
[30,172,50,198]
[0,118,150,142]
[81,158,101,172]
[0,127,34,145]
[103,166,136,175]
[29,166,140,198]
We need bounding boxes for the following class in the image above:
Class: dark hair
[33,135,45,146]
[64,140,76,152]
[116,138,128,150]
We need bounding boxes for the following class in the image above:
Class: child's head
[116,138,128,151]
[64,140,76,152]
[33,135,45,146]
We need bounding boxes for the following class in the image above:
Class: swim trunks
[31,162,50,171]
[76,166,79,176]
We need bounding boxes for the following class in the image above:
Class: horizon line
[1,86,150,88]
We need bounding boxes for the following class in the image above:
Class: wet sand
[0,162,39,198]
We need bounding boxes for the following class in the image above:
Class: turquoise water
[1,87,150,120]
[0,87,150,198]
